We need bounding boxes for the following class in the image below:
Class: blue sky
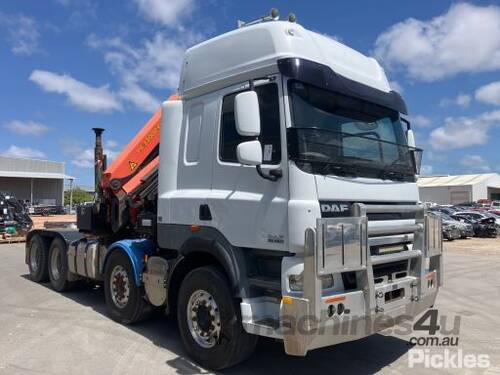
[0,0,499,186]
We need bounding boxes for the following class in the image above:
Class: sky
[0,0,499,186]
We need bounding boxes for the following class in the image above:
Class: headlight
[289,274,303,291]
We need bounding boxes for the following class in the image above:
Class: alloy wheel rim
[110,265,130,308]
[50,246,62,280]
[186,290,221,349]
[30,242,40,272]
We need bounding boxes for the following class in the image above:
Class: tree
[64,188,93,206]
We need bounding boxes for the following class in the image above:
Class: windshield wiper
[320,163,359,177]
[378,170,406,181]
[378,156,410,181]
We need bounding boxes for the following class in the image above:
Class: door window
[220,83,281,164]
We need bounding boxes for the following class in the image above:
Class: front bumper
[281,203,443,356]
[281,280,438,355]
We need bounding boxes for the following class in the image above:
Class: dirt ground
[443,235,500,255]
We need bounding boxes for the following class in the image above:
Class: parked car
[452,214,498,238]
[429,211,461,241]
[454,211,500,227]
[442,222,461,241]
[432,206,458,216]
[491,201,500,209]
[429,210,474,238]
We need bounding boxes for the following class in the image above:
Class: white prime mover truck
[25,10,442,370]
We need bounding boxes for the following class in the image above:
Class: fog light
[289,274,334,291]
[320,274,334,289]
[289,274,303,291]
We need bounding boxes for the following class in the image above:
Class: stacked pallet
[0,215,76,244]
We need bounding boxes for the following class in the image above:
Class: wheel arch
[101,239,157,286]
[166,234,247,314]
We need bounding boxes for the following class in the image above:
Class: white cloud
[61,138,120,168]
[420,165,434,175]
[54,0,97,25]
[119,82,160,112]
[29,70,122,113]
[475,81,500,106]
[1,145,45,159]
[374,3,500,81]
[71,148,95,168]
[439,94,472,108]
[389,80,403,93]
[411,115,431,128]
[87,31,204,112]
[429,110,500,150]
[133,0,195,25]
[85,3,204,113]
[88,32,199,90]
[4,120,51,136]
[460,154,491,172]
[0,13,40,55]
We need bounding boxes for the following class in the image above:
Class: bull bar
[281,203,443,356]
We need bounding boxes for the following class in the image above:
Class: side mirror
[234,91,261,136]
[237,140,262,166]
[401,118,416,148]
[407,128,416,148]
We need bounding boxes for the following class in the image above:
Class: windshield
[287,80,422,181]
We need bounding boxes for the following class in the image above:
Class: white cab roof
[179,21,391,97]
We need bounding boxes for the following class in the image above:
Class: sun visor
[278,58,408,115]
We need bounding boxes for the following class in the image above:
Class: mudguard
[103,239,156,286]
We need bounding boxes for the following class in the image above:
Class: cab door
[209,78,289,251]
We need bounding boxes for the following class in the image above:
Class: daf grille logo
[321,203,349,213]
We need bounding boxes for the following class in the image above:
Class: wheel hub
[30,242,40,272]
[50,246,62,280]
[110,265,130,308]
[187,290,221,348]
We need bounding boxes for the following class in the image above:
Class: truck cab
[26,13,442,370]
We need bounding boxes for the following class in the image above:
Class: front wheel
[177,266,257,370]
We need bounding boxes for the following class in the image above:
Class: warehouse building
[418,173,500,205]
[0,156,73,206]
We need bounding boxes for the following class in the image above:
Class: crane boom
[87,95,178,233]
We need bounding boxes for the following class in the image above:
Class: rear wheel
[48,238,76,292]
[28,235,49,282]
[104,251,150,324]
[177,266,257,370]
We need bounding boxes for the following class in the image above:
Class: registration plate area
[374,278,414,311]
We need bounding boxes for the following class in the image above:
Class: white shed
[418,173,500,204]
[0,156,74,206]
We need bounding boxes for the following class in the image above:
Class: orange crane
[92,94,178,233]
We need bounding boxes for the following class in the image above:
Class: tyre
[27,235,49,282]
[177,266,257,370]
[48,237,76,292]
[104,251,150,324]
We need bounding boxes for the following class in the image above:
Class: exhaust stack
[92,128,105,198]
